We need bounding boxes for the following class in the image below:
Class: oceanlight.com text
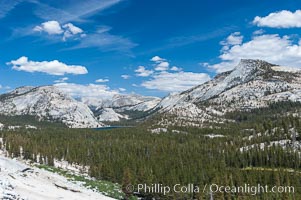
[126,183,295,196]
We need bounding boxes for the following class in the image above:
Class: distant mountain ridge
[0,86,103,128]
[81,94,161,122]
[1,59,301,128]
[155,59,301,127]
[0,86,161,126]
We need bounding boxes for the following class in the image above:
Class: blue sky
[1,0,301,98]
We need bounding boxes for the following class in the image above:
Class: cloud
[9,56,88,75]
[155,61,170,71]
[208,33,301,73]
[150,56,165,63]
[170,66,182,71]
[62,23,84,40]
[145,26,236,53]
[34,21,63,35]
[137,57,206,93]
[135,66,153,77]
[253,29,265,35]
[141,71,210,92]
[95,78,109,83]
[54,77,69,83]
[220,32,243,51]
[121,74,131,79]
[150,56,170,71]
[32,21,134,52]
[0,85,10,92]
[34,0,122,23]
[63,23,83,35]
[0,0,25,19]
[55,83,119,99]
[253,10,301,28]
[118,87,126,92]
[34,21,84,41]
[221,32,243,45]
[69,27,136,52]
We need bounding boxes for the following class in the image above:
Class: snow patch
[150,128,168,134]
[204,134,225,138]
[54,159,89,176]
[0,152,115,200]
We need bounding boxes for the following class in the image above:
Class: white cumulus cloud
[253,10,301,28]
[118,87,126,92]
[155,61,170,71]
[55,83,119,99]
[62,23,84,40]
[141,71,210,92]
[63,23,83,35]
[253,29,265,35]
[150,56,170,71]
[34,20,63,35]
[138,56,208,92]
[170,66,182,71]
[54,77,69,83]
[95,78,109,83]
[221,32,243,45]
[121,74,131,79]
[33,21,134,52]
[9,56,88,75]
[34,20,84,41]
[135,66,153,77]
[220,32,243,51]
[208,34,301,73]
[150,56,165,63]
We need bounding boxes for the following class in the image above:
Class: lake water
[95,126,133,130]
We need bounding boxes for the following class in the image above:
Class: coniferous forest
[1,102,301,199]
